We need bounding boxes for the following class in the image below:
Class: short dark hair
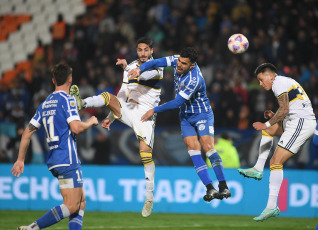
[180,47,198,63]
[136,37,153,48]
[50,63,72,86]
[254,63,277,76]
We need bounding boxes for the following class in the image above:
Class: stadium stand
[0,0,317,169]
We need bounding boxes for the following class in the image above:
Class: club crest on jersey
[70,101,76,107]
[198,124,205,131]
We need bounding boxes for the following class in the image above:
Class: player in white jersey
[11,63,98,230]
[237,63,316,222]
[71,37,163,217]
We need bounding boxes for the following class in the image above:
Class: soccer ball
[227,34,249,54]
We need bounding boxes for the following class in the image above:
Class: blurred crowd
[0,0,318,165]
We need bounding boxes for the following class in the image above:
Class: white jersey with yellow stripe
[272,75,315,120]
[120,58,164,110]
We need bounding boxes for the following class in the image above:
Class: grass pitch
[0,211,316,230]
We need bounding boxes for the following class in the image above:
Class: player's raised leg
[139,140,155,217]
[238,123,283,180]
[70,85,121,118]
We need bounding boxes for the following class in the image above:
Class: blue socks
[34,204,84,229]
[207,149,226,182]
[69,210,84,230]
[36,204,70,229]
[189,150,212,186]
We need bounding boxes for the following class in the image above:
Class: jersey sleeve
[63,95,81,123]
[178,71,201,100]
[30,105,43,128]
[139,69,160,80]
[272,77,290,98]
[165,55,179,67]
[139,57,168,72]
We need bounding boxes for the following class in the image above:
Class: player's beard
[139,55,152,64]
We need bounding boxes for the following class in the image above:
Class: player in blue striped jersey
[128,47,231,201]
[12,63,98,230]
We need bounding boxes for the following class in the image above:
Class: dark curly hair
[136,37,153,48]
[50,63,72,86]
[254,63,277,76]
[180,47,198,63]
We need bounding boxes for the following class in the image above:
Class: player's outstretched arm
[128,67,141,80]
[141,109,155,122]
[253,94,289,130]
[141,94,187,122]
[11,124,37,177]
[70,116,98,134]
[128,57,168,79]
[116,59,127,70]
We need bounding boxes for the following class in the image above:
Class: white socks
[254,131,273,171]
[144,163,155,200]
[266,165,283,209]
[83,95,105,108]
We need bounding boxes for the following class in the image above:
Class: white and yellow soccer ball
[227,33,249,54]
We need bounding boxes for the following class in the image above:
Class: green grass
[0,211,316,230]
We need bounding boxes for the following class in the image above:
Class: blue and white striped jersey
[30,90,81,170]
[166,55,211,114]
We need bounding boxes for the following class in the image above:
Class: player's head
[136,37,153,63]
[51,63,72,87]
[177,47,198,75]
[254,63,277,91]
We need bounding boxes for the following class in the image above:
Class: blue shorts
[180,110,215,138]
[50,167,83,188]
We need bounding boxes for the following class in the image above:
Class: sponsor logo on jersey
[196,120,207,125]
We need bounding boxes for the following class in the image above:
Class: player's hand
[11,160,24,178]
[252,122,267,131]
[116,59,127,70]
[89,116,99,126]
[264,110,275,119]
[101,118,112,131]
[128,68,141,81]
[141,109,154,122]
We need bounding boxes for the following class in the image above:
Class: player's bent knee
[64,202,80,214]
[140,150,154,166]
[80,199,86,210]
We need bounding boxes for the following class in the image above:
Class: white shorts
[278,118,316,154]
[117,98,156,149]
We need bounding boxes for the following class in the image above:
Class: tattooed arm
[268,93,289,125]
[11,124,38,177]
[253,94,289,131]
